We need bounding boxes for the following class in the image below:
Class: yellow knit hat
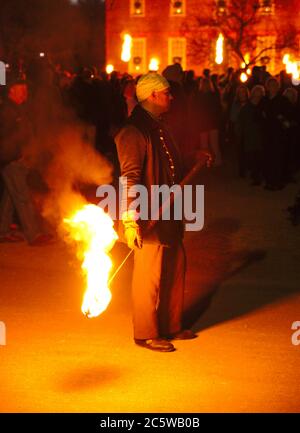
[136,72,170,102]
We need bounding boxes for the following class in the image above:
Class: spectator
[0,82,51,244]
[237,85,266,185]
[230,85,250,177]
[192,77,223,166]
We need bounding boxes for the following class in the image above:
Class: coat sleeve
[115,124,147,216]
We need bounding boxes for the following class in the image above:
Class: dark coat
[192,91,222,132]
[237,101,266,152]
[115,105,184,245]
[0,100,32,167]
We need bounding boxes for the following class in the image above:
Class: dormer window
[259,0,274,15]
[170,0,186,17]
[216,0,226,16]
[130,0,145,17]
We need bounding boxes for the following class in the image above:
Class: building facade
[106,0,300,76]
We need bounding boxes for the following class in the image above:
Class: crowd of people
[1,58,300,244]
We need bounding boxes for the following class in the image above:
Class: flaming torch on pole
[62,157,211,319]
[121,33,132,63]
[215,33,224,65]
[63,203,118,318]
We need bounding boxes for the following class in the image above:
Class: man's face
[8,84,28,105]
[152,87,173,113]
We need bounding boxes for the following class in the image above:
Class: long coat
[115,104,184,245]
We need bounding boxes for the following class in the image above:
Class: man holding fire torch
[115,72,200,352]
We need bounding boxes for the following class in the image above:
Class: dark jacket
[192,91,222,132]
[237,101,266,152]
[115,104,184,245]
[0,100,32,167]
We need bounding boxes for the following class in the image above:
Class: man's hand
[196,150,214,168]
[124,223,143,249]
[122,211,143,249]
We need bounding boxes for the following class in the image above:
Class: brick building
[106,0,300,76]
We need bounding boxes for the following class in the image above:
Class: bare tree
[182,0,298,69]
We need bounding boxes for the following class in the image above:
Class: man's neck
[140,102,162,121]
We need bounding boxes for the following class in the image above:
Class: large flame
[215,33,224,65]
[283,54,300,84]
[149,57,159,72]
[64,204,118,318]
[240,72,248,83]
[106,64,114,74]
[121,33,132,62]
[241,53,250,69]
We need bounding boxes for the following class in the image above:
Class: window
[130,0,145,17]
[168,38,186,70]
[259,0,275,15]
[170,0,186,17]
[216,0,226,17]
[256,35,276,74]
[129,38,147,74]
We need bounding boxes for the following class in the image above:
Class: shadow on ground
[56,365,122,393]
[183,216,299,331]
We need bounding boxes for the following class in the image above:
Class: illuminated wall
[105,0,300,76]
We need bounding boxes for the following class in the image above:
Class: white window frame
[129,38,147,74]
[168,37,186,70]
[130,0,145,17]
[170,0,186,17]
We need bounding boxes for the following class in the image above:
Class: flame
[149,57,159,71]
[282,54,300,84]
[106,64,114,74]
[121,34,132,62]
[241,53,250,69]
[64,204,118,318]
[215,33,224,65]
[240,72,248,83]
[283,54,290,66]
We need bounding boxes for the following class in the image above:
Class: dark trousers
[264,136,285,187]
[131,241,186,340]
[245,149,263,183]
[0,161,42,243]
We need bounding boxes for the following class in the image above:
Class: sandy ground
[0,161,299,413]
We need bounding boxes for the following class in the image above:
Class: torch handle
[147,156,209,232]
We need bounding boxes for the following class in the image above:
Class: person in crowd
[282,87,299,181]
[247,66,263,90]
[191,77,223,166]
[162,63,188,156]
[230,85,250,177]
[0,81,52,244]
[236,85,266,186]
[121,79,138,117]
[264,77,292,190]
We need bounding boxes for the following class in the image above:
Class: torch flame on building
[106,64,114,74]
[63,204,118,318]
[240,72,248,83]
[215,33,224,65]
[121,33,132,62]
[149,57,159,72]
[283,54,300,83]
